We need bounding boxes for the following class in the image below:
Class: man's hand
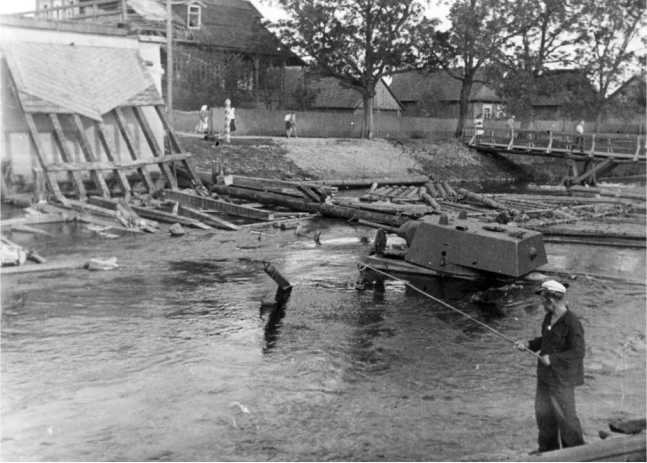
[515,340,528,351]
[540,354,551,366]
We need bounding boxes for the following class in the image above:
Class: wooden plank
[95,122,132,198]
[1,259,86,275]
[304,175,429,187]
[154,105,203,188]
[297,184,324,202]
[112,107,156,192]
[87,196,210,229]
[223,175,306,198]
[132,106,178,190]
[47,154,190,172]
[177,204,239,230]
[1,213,72,226]
[71,114,111,198]
[162,189,275,220]
[49,113,87,200]
[528,433,645,461]
[45,153,191,172]
[211,184,320,213]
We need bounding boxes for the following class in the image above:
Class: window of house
[482,104,492,119]
[187,4,201,29]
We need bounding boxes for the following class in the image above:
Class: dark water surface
[1,220,645,461]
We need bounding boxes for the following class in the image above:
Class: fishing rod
[358,262,543,361]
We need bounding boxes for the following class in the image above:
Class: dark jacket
[528,308,585,388]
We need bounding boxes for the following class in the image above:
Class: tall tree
[273,0,433,138]
[494,0,586,125]
[425,0,531,138]
[573,0,644,130]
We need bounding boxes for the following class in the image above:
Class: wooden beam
[112,107,156,192]
[211,184,320,213]
[304,175,429,188]
[87,196,211,229]
[95,122,132,199]
[154,105,203,188]
[132,106,178,190]
[528,433,645,461]
[44,153,191,172]
[177,204,239,230]
[49,113,87,200]
[162,189,275,220]
[21,113,67,204]
[71,114,111,198]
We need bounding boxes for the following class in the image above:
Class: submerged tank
[360,214,547,281]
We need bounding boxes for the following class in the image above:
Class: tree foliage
[573,0,644,128]
[493,0,587,123]
[426,0,532,137]
[273,0,434,138]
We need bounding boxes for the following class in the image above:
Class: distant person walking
[575,120,585,152]
[515,280,586,455]
[284,113,297,137]
[507,115,516,150]
[224,99,236,143]
[196,104,209,134]
[473,113,484,142]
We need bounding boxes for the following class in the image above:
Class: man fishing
[516,279,586,454]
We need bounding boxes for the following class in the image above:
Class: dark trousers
[535,380,585,452]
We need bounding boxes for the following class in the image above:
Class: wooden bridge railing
[465,127,646,161]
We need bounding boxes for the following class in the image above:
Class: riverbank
[178,135,528,186]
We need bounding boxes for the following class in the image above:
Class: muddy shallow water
[1,219,645,461]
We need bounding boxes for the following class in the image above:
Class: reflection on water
[1,224,645,461]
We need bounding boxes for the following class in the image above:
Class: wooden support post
[634,135,641,162]
[71,114,111,198]
[49,114,87,200]
[154,105,203,188]
[22,113,66,204]
[546,130,553,153]
[95,122,132,199]
[588,133,596,157]
[113,107,156,192]
[132,106,178,190]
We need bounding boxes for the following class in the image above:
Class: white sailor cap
[536,279,566,295]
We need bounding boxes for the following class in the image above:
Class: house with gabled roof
[528,69,598,120]
[26,0,302,110]
[279,67,402,114]
[390,70,504,119]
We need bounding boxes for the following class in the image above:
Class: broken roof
[2,41,163,121]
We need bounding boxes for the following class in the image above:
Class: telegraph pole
[166,0,173,125]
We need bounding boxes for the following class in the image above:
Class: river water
[1,219,645,461]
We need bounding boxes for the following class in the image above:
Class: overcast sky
[0,0,450,22]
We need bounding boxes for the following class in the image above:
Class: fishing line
[358,262,543,360]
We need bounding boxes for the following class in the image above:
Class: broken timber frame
[7,62,203,204]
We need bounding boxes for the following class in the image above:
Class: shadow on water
[260,287,292,353]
